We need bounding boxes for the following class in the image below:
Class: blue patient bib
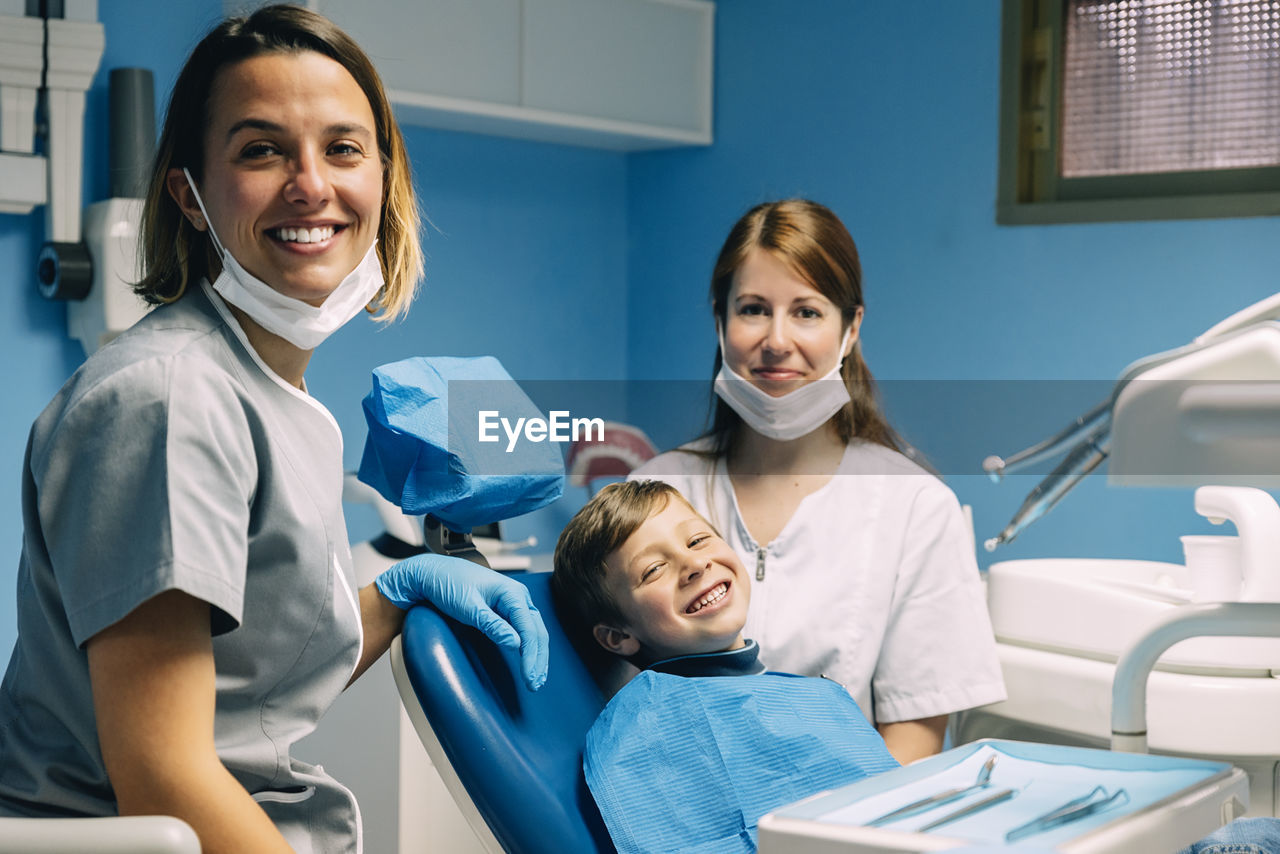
[583,671,899,854]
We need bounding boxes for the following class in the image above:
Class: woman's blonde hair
[135,4,422,320]
[703,198,905,457]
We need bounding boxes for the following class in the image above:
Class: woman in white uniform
[631,199,1005,764]
[0,7,545,853]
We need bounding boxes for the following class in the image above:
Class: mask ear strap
[836,324,855,372]
[182,167,227,259]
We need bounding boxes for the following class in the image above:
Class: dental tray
[757,739,1248,853]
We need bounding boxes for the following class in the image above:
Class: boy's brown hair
[551,480,690,651]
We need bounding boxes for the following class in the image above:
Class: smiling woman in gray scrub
[0,7,546,853]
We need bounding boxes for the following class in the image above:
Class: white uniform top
[0,282,364,854]
[631,439,1006,725]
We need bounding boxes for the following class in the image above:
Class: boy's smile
[686,581,729,614]
[595,498,749,663]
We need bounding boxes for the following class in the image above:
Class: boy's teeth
[687,582,728,614]
[275,226,335,244]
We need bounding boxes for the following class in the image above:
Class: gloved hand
[377,553,549,691]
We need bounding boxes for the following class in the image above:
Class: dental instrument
[915,787,1018,832]
[864,754,997,826]
[758,739,1246,852]
[983,291,1280,549]
[981,397,1111,484]
[1004,786,1128,843]
[982,426,1110,552]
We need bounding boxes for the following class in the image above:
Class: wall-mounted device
[53,66,154,354]
[0,1,103,231]
[3,3,154,355]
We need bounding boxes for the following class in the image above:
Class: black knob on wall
[37,241,93,301]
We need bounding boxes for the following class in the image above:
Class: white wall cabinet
[316,0,714,150]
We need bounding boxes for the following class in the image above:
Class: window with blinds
[997,0,1280,223]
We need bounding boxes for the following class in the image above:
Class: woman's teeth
[273,225,335,244]
[687,582,728,614]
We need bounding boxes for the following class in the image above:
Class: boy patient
[552,480,898,854]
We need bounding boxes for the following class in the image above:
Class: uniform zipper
[755,547,767,581]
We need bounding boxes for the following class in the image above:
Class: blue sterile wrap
[584,671,899,854]
[357,356,565,530]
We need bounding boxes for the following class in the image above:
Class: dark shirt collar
[647,639,766,678]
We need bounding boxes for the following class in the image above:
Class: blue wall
[625,0,1280,569]
[2,0,1278,658]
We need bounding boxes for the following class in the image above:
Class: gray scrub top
[0,281,364,854]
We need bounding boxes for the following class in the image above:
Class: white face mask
[182,168,384,351]
[713,323,854,442]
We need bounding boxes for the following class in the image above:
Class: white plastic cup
[1181,535,1242,602]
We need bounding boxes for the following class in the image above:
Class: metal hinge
[1022,25,1053,151]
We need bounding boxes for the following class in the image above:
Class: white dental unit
[956,292,1280,820]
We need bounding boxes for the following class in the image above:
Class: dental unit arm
[983,291,1280,550]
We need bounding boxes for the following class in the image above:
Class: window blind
[1061,0,1280,177]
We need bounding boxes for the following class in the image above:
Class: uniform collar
[647,639,766,677]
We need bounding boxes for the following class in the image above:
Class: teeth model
[564,422,658,488]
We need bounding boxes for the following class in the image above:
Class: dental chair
[390,569,616,854]
[0,815,200,853]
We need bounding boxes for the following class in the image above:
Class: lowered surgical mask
[714,324,853,441]
[182,167,383,351]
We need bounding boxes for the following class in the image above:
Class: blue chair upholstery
[393,570,615,854]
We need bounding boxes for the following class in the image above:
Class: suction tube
[983,428,1111,552]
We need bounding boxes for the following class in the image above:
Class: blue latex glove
[377,553,549,691]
